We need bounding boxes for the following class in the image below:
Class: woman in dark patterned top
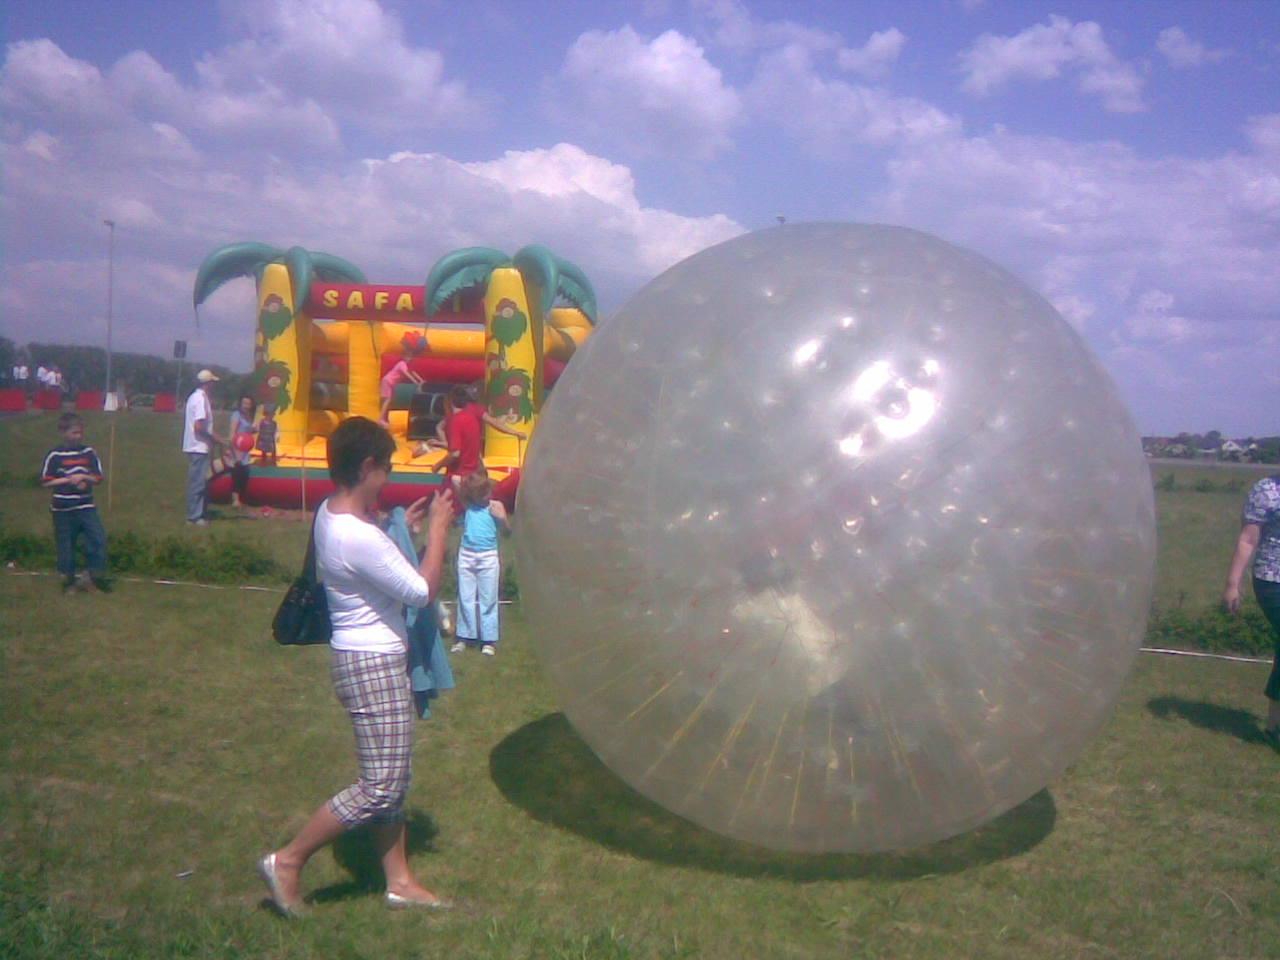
[1222,474,1280,743]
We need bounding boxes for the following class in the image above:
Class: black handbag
[272,504,332,646]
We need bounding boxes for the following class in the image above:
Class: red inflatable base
[208,465,520,512]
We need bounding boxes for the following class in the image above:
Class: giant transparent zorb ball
[515,223,1155,853]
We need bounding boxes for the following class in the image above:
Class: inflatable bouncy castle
[192,243,596,509]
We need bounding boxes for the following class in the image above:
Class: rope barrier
[0,571,1269,652]
[1137,646,1271,665]
[4,568,513,602]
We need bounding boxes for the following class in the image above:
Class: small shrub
[106,529,150,573]
[2,519,290,584]
[1147,603,1276,657]
[1153,473,1176,492]
[203,537,282,581]
[0,471,43,489]
[1192,477,1216,493]
[0,530,54,567]
[151,535,203,579]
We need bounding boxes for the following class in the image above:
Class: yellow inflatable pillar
[347,320,381,422]
[482,267,540,466]
[257,263,311,450]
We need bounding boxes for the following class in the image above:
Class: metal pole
[104,220,115,397]
[107,417,117,514]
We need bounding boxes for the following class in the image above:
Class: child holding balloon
[229,394,257,508]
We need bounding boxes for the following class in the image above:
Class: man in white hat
[182,370,228,525]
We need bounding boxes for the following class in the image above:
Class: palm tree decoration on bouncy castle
[424,245,597,463]
[193,243,365,444]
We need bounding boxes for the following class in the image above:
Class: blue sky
[2,0,1277,434]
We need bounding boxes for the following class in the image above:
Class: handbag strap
[303,499,326,585]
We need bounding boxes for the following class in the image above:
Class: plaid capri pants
[328,649,414,825]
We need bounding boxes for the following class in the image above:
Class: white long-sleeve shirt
[314,502,430,654]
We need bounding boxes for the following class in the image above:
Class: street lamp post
[104,219,115,398]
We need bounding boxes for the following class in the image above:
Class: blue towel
[384,507,455,719]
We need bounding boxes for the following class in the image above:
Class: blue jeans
[52,508,107,578]
[186,452,209,521]
[456,547,500,645]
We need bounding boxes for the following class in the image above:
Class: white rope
[1138,646,1272,665]
[5,568,285,593]
[4,568,514,602]
[0,570,1271,643]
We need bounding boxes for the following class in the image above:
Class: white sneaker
[450,641,466,654]
[481,644,496,657]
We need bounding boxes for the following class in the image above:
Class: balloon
[234,432,255,452]
[514,223,1156,853]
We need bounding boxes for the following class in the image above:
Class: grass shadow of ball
[490,713,1055,882]
[306,810,440,904]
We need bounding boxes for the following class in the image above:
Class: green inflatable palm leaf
[193,242,284,309]
[554,263,598,325]
[425,247,508,314]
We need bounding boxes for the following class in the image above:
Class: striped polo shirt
[41,444,103,512]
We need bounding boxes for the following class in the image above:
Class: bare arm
[406,491,455,599]
[430,449,459,474]
[481,412,527,439]
[194,417,228,447]
[489,500,512,534]
[1223,522,1262,613]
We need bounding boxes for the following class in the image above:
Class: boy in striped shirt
[41,412,111,593]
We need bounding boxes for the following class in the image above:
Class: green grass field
[2,411,1278,959]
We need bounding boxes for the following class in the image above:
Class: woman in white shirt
[258,417,454,915]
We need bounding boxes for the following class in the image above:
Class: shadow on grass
[1147,696,1272,746]
[490,712,1055,882]
[306,811,441,904]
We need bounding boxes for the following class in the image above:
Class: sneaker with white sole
[450,641,467,654]
[481,644,496,656]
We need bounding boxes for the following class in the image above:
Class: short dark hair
[449,385,471,408]
[57,412,83,432]
[327,416,395,487]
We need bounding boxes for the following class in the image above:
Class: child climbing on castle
[378,332,428,427]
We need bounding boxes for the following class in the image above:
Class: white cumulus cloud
[199,0,481,137]
[750,44,959,154]
[693,0,842,55]
[1156,26,1229,69]
[959,15,1146,113]
[837,28,907,78]
[549,26,742,160]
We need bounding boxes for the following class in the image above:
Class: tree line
[0,337,247,404]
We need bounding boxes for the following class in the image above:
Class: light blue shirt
[461,503,499,551]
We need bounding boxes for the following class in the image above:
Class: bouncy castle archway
[192,243,596,508]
